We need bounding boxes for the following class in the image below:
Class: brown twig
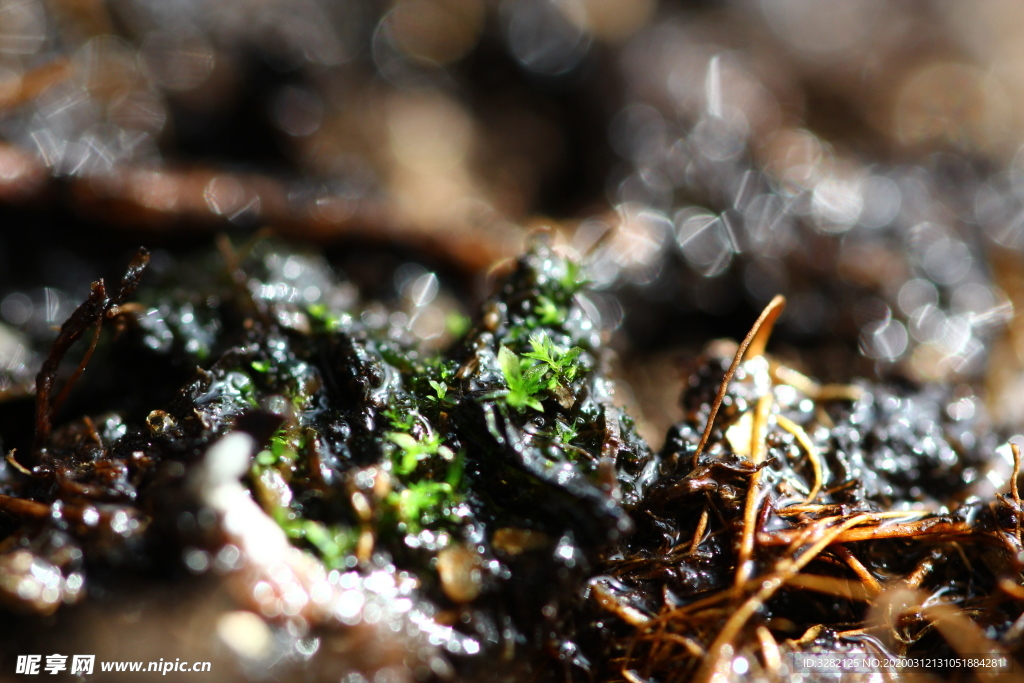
[758,512,956,546]
[903,553,939,589]
[755,625,781,677]
[784,573,875,602]
[833,544,882,595]
[776,503,847,517]
[695,513,875,683]
[1012,443,1022,545]
[0,493,50,518]
[736,393,773,588]
[874,588,1021,683]
[5,451,31,476]
[692,295,785,466]
[32,249,149,458]
[639,632,705,658]
[689,507,709,555]
[776,413,823,504]
[50,317,103,417]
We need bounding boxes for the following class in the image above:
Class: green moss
[497,345,548,412]
[305,302,347,331]
[388,481,454,532]
[534,295,563,326]
[427,379,447,401]
[522,333,583,389]
[297,521,358,568]
[387,431,454,476]
[555,418,580,444]
[146,240,646,616]
[559,259,583,292]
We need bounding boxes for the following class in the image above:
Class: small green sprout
[555,418,580,444]
[385,451,464,532]
[428,379,448,401]
[522,333,583,388]
[391,481,453,531]
[558,259,585,294]
[255,426,301,467]
[410,359,457,407]
[271,430,300,461]
[306,302,344,330]
[276,517,356,568]
[388,431,454,476]
[497,346,549,412]
[535,295,562,325]
[384,407,418,432]
[299,520,357,568]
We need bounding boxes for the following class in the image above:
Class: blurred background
[1,0,1024,447]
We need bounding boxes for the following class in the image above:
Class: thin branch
[692,295,785,465]
[784,573,874,602]
[689,507,709,555]
[695,513,875,683]
[0,493,50,518]
[756,625,782,678]
[1012,442,1022,545]
[5,451,31,476]
[776,503,847,517]
[50,316,103,417]
[736,393,773,588]
[32,249,149,458]
[758,514,968,546]
[833,544,881,595]
[776,413,823,504]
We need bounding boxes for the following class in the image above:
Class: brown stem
[50,317,103,417]
[32,249,149,459]
[692,295,785,466]
[0,493,50,518]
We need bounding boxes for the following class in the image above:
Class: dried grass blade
[693,295,785,464]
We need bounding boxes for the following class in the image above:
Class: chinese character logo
[15,655,41,675]
[70,655,95,675]
[43,655,67,675]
